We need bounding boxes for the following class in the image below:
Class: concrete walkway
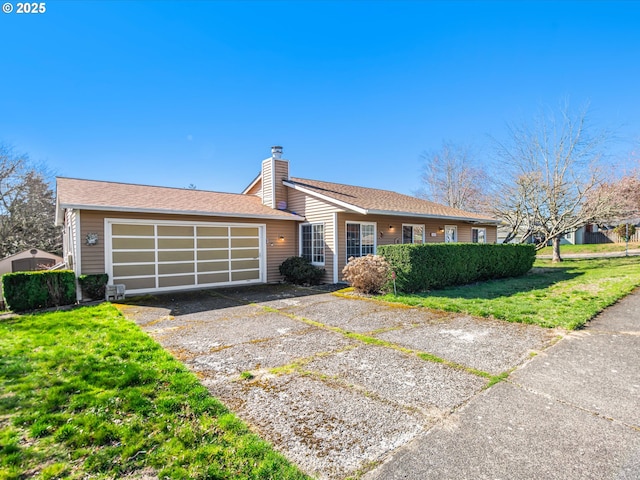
[365,290,640,480]
[537,248,640,260]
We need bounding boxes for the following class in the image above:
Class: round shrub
[279,256,325,285]
[342,254,391,294]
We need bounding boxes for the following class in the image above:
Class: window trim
[345,221,377,262]
[472,227,486,244]
[402,224,425,244]
[299,222,325,266]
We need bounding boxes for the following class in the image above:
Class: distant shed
[0,249,64,305]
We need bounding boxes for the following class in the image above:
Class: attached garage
[106,219,266,294]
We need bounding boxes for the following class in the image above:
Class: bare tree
[0,143,61,258]
[493,103,615,262]
[417,142,492,213]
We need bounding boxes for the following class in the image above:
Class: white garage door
[106,219,265,294]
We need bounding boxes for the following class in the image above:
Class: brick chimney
[261,146,289,210]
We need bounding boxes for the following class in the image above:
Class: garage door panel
[113,251,155,263]
[231,248,259,259]
[198,272,230,284]
[197,238,229,249]
[231,259,260,270]
[112,224,154,236]
[117,277,156,290]
[197,226,228,237]
[158,238,194,249]
[113,237,155,249]
[232,270,260,281]
[157,225,194,236]
[158,251,194,262]
[197,250,228,260]
[231,238,260,248]
[231,227,259,237]
[158,263,195,275]
[114,264,156,277]
[159,275,196,288]
[198,261,228,272]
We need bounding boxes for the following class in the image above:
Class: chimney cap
[271,146,283,159]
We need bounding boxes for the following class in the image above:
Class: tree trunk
[552,236,563,263]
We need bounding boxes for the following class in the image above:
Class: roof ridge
[56,176,253,197]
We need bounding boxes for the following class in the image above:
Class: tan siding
[288,188,341,283]
[273,159,289,210]
[79,211,106,274]
[336,213,498,280]
[245,179,262,196]
[261,158,273,208]
[78,210,297,283]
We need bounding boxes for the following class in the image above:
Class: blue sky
[1,1,638,195]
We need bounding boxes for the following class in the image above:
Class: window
[346,222,375,260]
[444,225,457,243]
[301,223,325,265]
[402,224,425,244]
[472,227,486,244]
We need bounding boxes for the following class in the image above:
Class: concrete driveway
[119,284,565,479]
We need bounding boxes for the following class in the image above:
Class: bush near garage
[342,254,391,294]
[78,273,109,300]
[377,243,535,293]
[279,256,325,285]
[2,270,76,312]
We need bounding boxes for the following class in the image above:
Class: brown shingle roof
[56,177,303,223]
[287,177,497,223]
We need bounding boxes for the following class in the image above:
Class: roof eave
[58,203,305,221]
[366,209,500,224]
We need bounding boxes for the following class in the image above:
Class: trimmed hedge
[2,270,76,312]
[78,273,109,300]
[377,243,536,293]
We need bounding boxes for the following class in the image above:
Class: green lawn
[0,304,309,480]
[537,242,640,255]
[381,257,640,329]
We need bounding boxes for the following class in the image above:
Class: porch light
[389,225,394,231]
[278,235,285,241]
[438,227,444,233]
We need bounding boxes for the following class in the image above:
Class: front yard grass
[0,304,309,480]
[380,257,640,329]
[536,242,640,256]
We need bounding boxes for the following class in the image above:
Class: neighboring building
[56,146,499,297]
[0,248,64,302]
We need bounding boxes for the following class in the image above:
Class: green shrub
[2,270,76,312]
[377,243,535,293]
[279,256,325,285]
[342,254,391,294]
[78,273,109,300]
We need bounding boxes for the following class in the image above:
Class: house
[56,146,499,297]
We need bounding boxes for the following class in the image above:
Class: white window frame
[345,221,377,261]
[472,227,486,244]
[444,225,458,243]
[299,222,325,266]
[402,224,425,244]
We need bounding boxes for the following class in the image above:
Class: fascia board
[58,203,305,221]
[366,209,500,224]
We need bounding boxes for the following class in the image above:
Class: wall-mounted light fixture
[278,235,285,241]
[438,227,445,233]
[389,225,394,231]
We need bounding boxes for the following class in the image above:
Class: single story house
[56,146,499,297]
